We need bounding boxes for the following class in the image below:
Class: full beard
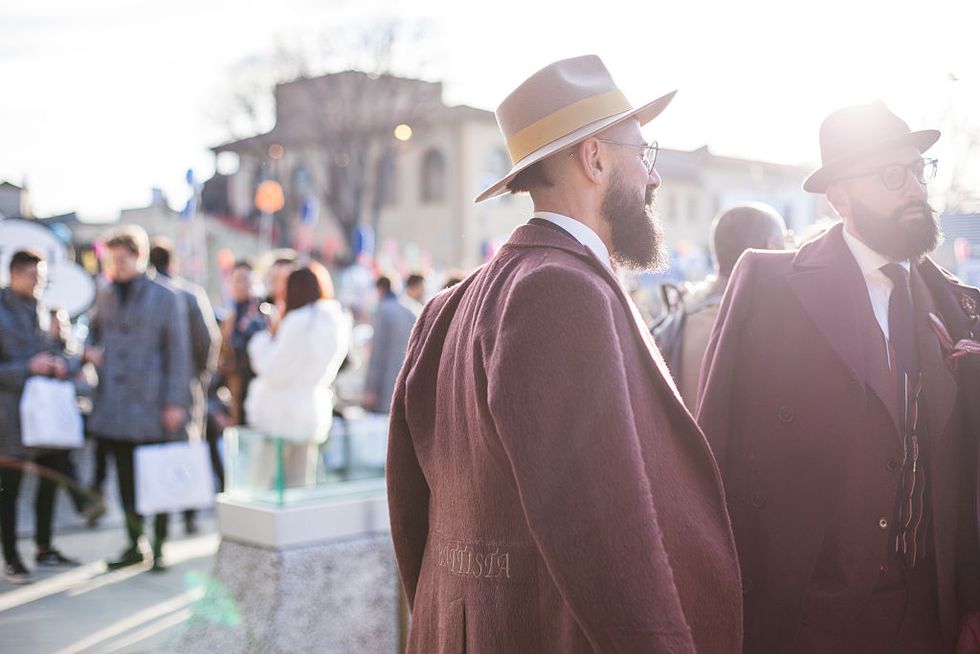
[850,198,942,262]
[600,173,667,271]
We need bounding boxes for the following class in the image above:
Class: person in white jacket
[246,263,351,488]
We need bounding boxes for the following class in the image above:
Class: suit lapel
[858,294,901,433]
[910,266,957,446]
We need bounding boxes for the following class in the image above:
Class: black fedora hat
[803,101,939,193]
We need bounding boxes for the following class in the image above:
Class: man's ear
[575,138,604,185]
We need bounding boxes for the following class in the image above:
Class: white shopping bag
[135,440,216,515]
[19,377,84,449]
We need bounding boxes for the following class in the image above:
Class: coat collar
[505,222,687,410]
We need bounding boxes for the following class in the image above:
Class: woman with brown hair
[246,262,351,487]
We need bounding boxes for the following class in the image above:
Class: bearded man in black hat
[698,101,980,653]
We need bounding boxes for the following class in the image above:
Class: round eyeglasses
[596,139,659,174]
[839,158,938,191]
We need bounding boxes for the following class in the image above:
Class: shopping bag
[135,440,216,515]
[19,377,84,448]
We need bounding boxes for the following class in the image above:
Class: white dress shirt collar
[841,224,911,346]
[841,226,910,277]
[533,211,612,270]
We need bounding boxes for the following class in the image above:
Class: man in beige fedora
[386,54,742,653]
[698,101,980,652]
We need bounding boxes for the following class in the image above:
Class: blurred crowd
[0,222,437,584]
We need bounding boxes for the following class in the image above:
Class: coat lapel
[910,266,957,446]
[787,224,903,432]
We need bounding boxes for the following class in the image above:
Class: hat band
[506,89,632,164]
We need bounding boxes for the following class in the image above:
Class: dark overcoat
[0,288,79,457]
[387,222,743,653]
[697,222,980,652]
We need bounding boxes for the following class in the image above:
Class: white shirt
[533,211,612,271]
[841,226,911,345]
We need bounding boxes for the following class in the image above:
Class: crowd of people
[0,223,430,584]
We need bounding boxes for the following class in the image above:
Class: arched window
[420,149,446,203]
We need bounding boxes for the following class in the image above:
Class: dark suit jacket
[387,222,742,653]
[697,222,980,653]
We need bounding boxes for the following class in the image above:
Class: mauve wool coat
[697,223,980,653]
[387,222,743,653]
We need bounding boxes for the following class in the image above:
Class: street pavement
[2,440,222,653]
[0,515,219,654]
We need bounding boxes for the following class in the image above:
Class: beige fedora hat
[474,55,676,203]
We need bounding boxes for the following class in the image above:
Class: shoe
[150,555,167,573]
[3,561,33,585]
[106,546,145,570]
[36,548,81,568]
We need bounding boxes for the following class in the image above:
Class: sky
[2,0,978,220]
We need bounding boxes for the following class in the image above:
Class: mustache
[895,200,935,218]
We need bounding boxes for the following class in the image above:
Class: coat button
[777,406,795,423]
[742,576,753,595]
[878,517,889,530]
[886,458,898,472]
[750,491,767,509]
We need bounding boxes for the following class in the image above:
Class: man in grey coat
[149,237,220,535]
[0,250,81,583]
[87,226,192,572]
[363,274,424,413]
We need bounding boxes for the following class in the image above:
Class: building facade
[206,71,825,274]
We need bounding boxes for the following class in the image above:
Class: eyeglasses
[596,139,659,174]
[837,157,938,191]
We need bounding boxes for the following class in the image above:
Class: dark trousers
[0,451,73,564]
[102,439,168,550]
[205,411,225,492]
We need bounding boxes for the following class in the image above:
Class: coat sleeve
[0,325,28,391]
[386,299,437,609]
[696,250,758,471]
[163,288,194,409]
[484,266,696,653]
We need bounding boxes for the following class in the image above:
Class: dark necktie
[881,263,919,381]
[880,262,926,566]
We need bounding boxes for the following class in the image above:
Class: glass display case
[223,407,389,507]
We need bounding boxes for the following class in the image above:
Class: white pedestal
[171,482,399,653]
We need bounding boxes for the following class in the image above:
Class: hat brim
[802,129,940,193]
[474,90,677,203]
